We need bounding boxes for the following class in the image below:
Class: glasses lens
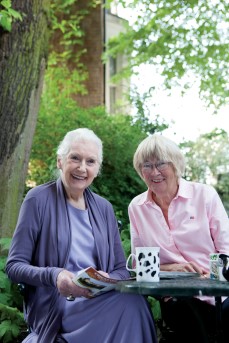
[156,162,168,171]
[142,162,168,171]
[142,163,151,170]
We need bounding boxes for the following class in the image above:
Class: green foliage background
[3,0,229,340]
[0,239,26,343]
[28,84,167,228]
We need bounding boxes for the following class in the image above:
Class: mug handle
[126,253,136,272]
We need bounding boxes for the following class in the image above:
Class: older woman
[128,133,229,343]
[6,128,157,343]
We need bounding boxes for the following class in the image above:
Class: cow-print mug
[126,247,160,282]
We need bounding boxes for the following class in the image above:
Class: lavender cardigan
[6,178,129,342]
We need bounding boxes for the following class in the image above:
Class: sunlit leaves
[182,128,229,184]
[107,0,229,108]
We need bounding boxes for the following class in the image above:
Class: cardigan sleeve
[6,189,63,288]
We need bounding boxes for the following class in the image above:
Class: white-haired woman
[129,133,229,343]
[6,128,158,343]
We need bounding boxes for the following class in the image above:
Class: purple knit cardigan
[6,178,129,342]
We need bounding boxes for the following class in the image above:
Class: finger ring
[66,294,75,301]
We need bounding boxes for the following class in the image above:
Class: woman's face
[141,159,178,197]
[57,139,100,196]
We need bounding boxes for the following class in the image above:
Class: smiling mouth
[72,174,86,180]
[152,179,163,183]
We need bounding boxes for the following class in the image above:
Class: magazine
[72,266,131,297]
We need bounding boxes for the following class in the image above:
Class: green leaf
[0,320,11,337]
[0,13,11,31]
[7,8,22,21]
[0,321,20,342]
[0,0,11,10]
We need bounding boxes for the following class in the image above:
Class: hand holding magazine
[72,266,131,297]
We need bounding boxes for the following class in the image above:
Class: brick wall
[74,2,105,107]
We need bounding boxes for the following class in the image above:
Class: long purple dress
[6,179,158,343]
[61,203,157,343]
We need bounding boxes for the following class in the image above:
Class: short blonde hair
[133,134,185,179]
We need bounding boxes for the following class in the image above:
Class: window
[109,57,117,77]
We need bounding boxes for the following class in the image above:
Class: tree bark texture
[0,0,50,237]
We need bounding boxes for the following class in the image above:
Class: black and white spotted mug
[126,247,160,282]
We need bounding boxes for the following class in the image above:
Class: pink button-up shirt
[129,178,229,273]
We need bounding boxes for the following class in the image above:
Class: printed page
[72,267,118,297]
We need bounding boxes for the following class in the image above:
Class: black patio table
[115,276,229,342]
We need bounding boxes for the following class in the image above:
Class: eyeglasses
[142,161,170,172]
[68,154,98,167]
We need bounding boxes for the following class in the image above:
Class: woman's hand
[56,269,92,299]
[161,262,208,276]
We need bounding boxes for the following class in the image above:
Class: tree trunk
[0,0,50,238]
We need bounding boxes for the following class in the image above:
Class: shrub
[0,238,27,343]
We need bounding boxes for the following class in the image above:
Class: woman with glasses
[128,133,229,343]
[6,128,157,343]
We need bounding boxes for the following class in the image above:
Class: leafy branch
[0,0,22,32]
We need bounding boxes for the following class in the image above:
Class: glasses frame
[141,161,170,172]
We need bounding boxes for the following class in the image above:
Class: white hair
[57,128,103,165]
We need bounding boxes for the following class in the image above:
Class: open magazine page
[72,266,129,297]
